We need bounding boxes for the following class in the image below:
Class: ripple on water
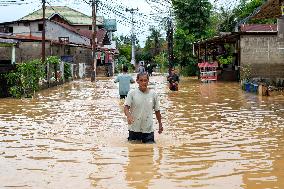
[0,76,284,188]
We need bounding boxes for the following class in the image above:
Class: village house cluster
[0,6,118,80]
[195,0,284,95]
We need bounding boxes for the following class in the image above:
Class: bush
[5,59,46,98]
[217,55,233,65]
[115,55,135,73]
[64,63,72,80]
[180,64,199,76]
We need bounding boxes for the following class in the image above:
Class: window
[38,24,43,31]
[89,26,92,30]
[8,27,13,33]
[59,37,69,43]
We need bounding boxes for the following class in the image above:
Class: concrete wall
[0,42,51,63]
[240,35,284,80]
[0,41,96,78]
[71,46,92,78]
[3,21,90,46]
[46,22,90,46]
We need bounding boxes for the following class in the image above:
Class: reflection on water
[0,76,284,189]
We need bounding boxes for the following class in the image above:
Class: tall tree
[173,0,213,39]
[113,35,132,67]
[171,0,213,75]
[143,27,165,62]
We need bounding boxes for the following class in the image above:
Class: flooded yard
[1,75,284,189]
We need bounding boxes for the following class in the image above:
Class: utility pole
[91,0,97,82]
[167,17,174,73]
[42,0,48,85]
[126,8,138,66]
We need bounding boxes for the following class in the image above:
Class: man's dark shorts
[120,95,127,99]
[128,131,155,143]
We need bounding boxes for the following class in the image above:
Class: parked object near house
[198,61,218,82]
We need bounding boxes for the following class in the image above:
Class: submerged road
[0,75,284,189]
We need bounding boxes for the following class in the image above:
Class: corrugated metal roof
[79,29,109,44]
[20,6,104,26]
[240,24,277,32]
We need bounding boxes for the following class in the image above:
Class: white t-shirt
[124,88,160,133]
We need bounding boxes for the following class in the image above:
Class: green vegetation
[4,56,70,98]
[240,64,252,82]
[113,35,135,73]
[114,0,271,76]
[64,62,72,80]
[217,55,233,65]
[47,56,60,66]
[5,59,46,98]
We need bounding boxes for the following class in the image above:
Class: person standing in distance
[124,73,163,143]
[137,63,145,74]
[114,65,135,99]
[167,68,180,91]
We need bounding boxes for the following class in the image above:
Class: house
[195,0,284,84]
[195,24,284,82]
[0,6,118,78]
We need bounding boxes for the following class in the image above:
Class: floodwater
[0,75,284,189]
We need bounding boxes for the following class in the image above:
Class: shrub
[6,59,45,98]
[64,63,72,80]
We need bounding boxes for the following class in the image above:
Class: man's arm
[155,110,163,134]
[124,105,134,124]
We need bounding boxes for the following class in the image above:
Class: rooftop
[20,6,104,26]
[252,0,284,19]
[240,24,277,32]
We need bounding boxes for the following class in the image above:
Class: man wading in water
[124,73,163,143]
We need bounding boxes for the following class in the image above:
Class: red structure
[198,61,218,82]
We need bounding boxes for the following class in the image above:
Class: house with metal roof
[0,6,118,78]
[20,6,104,29]
[195,23,284,84]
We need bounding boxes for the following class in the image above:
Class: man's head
[136,73,149,92]
[122,65,128,73]
[171,68,178,74]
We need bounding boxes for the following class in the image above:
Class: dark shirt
[167,73,179,84]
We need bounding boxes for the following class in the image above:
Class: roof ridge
[46,5,91,18]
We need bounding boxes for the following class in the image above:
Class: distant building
[195,24,284,82]
[0,6,118,77]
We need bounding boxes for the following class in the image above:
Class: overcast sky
[0,0,237,46]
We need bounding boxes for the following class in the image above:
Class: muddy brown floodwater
[0,75,284,189]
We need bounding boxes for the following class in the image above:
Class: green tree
[113,35,132,62]
[143,27,165,62]
[113,35,135,73]
[172,0,212,75]
[173,0,213,39]
[174,28,198,76]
